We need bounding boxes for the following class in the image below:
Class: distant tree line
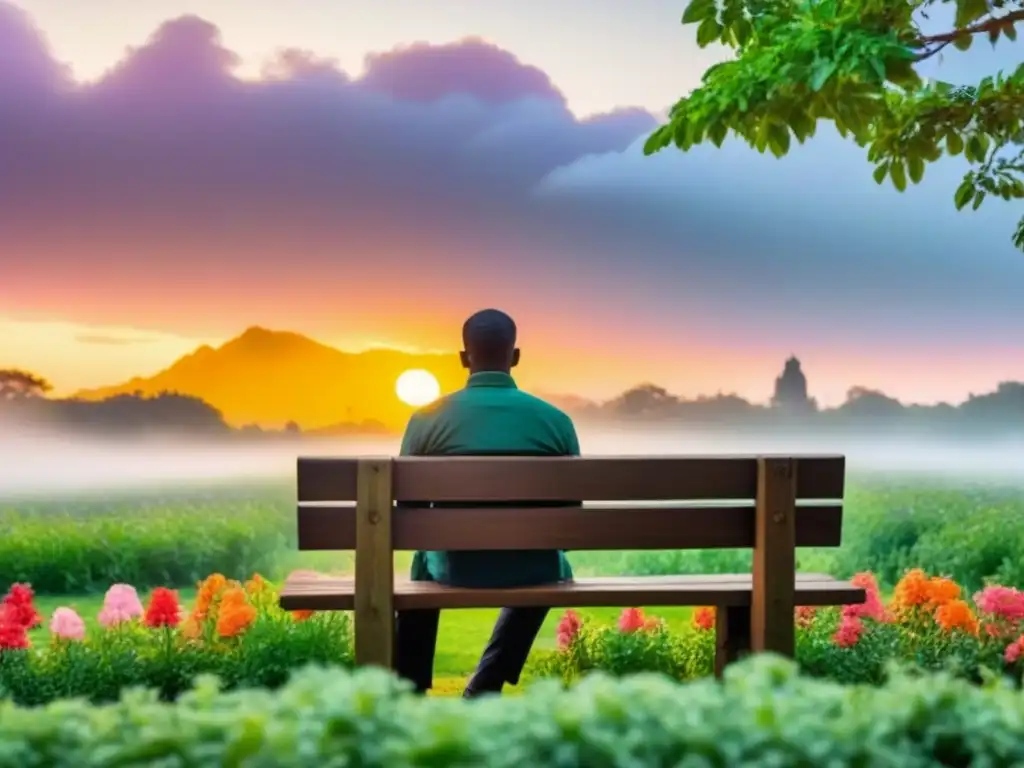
[578,357,1024,436]
[1,360,1022,438]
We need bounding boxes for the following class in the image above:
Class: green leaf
[708,120,728,147]
[872,163,890,184]
[954,179,974,210]
[953,34,974,51]
[955,0,990,28]
[767,124,791,157]
[682,0,716,25]
[971,190,986,210]
[696,16,723,47]
[890,161,907,192]
[945,132,964,156]
[810,60,837,92]
[908,156,925,184]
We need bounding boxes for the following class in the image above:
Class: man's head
[460,309,520,373]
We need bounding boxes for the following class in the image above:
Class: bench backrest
[297,455,845,552]
[297,455,845,667]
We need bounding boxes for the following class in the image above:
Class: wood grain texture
[352,458,394,668]
[750,457,797,657]
[297,455,844,503]
[297,502,843,551]
[280,573,866,611]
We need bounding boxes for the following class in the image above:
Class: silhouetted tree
[609,384,680,417]
[837,386,904,420]
[0,369,52,400]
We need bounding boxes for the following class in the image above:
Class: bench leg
[714,605,751,678]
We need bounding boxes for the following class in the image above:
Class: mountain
[71,327,467,430]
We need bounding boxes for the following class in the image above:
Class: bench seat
[280,572,865,611]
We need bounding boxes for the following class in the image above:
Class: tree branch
[913,9,1024,61]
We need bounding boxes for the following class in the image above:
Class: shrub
[4,656,1024,765]
[0,575,352,705]
[526,570,1024,688]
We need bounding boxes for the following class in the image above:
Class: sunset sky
[2,0,1022,407]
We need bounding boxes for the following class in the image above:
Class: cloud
[0,8,655,331]
[0,0,1021,371]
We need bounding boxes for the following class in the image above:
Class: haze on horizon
[2,428,1022,499]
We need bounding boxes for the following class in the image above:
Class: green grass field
[8,473,1024,693]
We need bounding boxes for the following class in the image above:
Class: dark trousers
[395,606,549,696]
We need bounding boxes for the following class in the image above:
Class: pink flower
[49,607,86,641]
[843,572,889,623]
[975,586,1024,623]
[1005,635,1024,665]
[98,584,144,627]
[618,607,646,633]
[833,615,864,648]
[556,609,582,650]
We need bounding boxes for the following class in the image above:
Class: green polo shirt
[399,371,579,589]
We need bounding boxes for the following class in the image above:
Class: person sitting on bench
[395,308,580,698]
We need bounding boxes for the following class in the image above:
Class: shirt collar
[466,371,518,389]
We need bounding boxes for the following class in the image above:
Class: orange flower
[194,573,228,620]
[692,607,715,631]
[291,610,315,622]
[935,599,979,635]
[245,574,269,595]
[927,577,960,608]
[795,605,817,628]
[215,588,257,638]
[893,568,931,610]
[143,587,181,628]
[892,569,961,616]
[180,616,202,640]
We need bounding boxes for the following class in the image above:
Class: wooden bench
[280,455,865,676]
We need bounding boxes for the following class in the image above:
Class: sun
[396,369,441,407]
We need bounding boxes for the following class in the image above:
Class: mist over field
[2,426,1022,498]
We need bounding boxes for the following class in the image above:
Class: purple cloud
[0,7,655,335]
[360,37,564,105]
[0,0,1020,367]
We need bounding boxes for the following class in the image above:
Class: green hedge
[2,655,1024,766]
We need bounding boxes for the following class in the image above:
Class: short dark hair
[462,309,517,367]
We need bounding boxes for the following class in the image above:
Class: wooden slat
[298,458,359,502]
[751,457,797,657]
[279,573,866,611]
[296,502,843,551]
[298,455,845,503]
[353,458,394,668]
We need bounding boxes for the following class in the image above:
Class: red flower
[618,607,647,633]
[143,588,182,628]
[692,607,715,631]
[2,583,41,630]
[0,604,30,650]
[833,615,863,648]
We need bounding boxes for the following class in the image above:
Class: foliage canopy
[645,0,1024,251]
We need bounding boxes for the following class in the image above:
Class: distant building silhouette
[771,356,815,412]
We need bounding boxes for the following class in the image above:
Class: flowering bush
[0,574,352,706]
[525,569,1024,687]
